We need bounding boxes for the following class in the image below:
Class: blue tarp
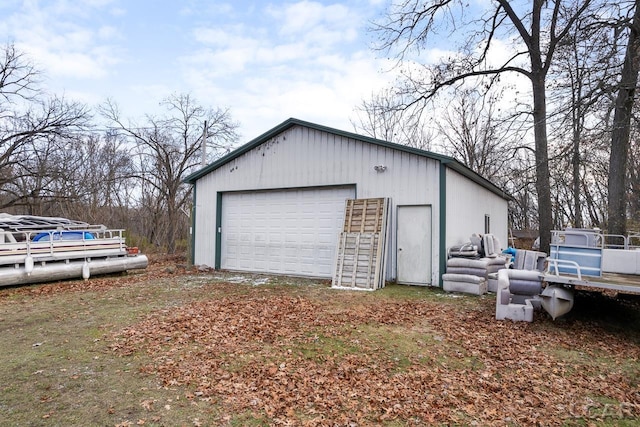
[33,231,95,241]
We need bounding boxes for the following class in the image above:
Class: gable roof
[183,117,510,200]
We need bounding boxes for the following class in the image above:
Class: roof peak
[182,117,509,201]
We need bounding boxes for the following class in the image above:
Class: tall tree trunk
[572,124,582,228]
[571,70,583,228]
[528,0,552,254]
[608,1,640,237]
[532,73,553,254]
[629,146,640,224]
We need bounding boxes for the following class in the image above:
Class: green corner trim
[215,192,222,269]
[439,162,447,288]
[190,185,197,266]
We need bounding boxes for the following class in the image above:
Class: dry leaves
[111,286,640,426]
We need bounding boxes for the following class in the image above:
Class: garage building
[184,118,510,286]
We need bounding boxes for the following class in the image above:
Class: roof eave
[183,117,512,201]
[183,118,300,184]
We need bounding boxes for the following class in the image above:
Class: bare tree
[351,89,434,149]
[436,88,510,181]
[373,0,596,252]
[0,43,92,210]
[547,11,619,228]
[608,0,640,237]
[49,133,137,225]
[101,93,239,253]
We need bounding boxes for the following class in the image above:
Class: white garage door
[221,186,355,277]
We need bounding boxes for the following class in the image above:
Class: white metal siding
[220,186,354,277]
[193,126,443,280]
[193,124,507,281]
[445,168,509,251]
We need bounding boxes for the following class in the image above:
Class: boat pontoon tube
[540,285,574,320]
[0,255,148,287]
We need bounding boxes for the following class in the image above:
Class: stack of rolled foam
[485,257,508,273]
[442,258,489,295]
[447,242,479,258]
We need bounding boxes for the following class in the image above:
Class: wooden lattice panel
[343,198,386,233]
[333,198,390,290]
[333,232,381,290]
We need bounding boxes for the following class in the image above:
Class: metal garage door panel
[221,186,355,277]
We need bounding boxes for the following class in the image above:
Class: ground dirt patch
[1,256,639,426]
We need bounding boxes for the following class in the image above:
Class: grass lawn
[1,256,639,426]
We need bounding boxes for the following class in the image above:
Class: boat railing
[602,233,640,250]
[603,233,629,250]
[12,223,104,230]
[552,229,640,250]
[551,229,604,249]
[545,258,584,281]
[0,228,127,266]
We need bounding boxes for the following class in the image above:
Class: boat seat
[513,249,546,271]
[446,255,508,294]
[442,273,487,295]
[495,269,543,322]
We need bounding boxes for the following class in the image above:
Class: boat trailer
[497,228,640,321]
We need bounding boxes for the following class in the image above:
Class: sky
[0,0,401,142]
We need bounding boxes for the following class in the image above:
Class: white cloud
[78,0,118,8]
[180,2,234,18]
[266,1,360,49]
[183,45,395,138]
[2,0,396,139]
[193,27,239,46]
[41,0,118,20]
[97,25,120,40]
[176,1,397,137]
[109,7,126,16]
[36,49,111,79]
[2,1,123,81]
[269,1,352,35]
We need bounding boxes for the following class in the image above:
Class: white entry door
[397,205,432,285]
[221,186,354,277]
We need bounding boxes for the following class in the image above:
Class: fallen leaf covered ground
[1,255,639,426]
[106,265,640,426]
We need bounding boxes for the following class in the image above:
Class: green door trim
[215,192,222,269]
[438,162,448,288]
[189,185,197,266]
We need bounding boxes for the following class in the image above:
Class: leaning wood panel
[342,198,386,234]
[332,232,380,290]
[376,197,390,289]
[333,197,390,291]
